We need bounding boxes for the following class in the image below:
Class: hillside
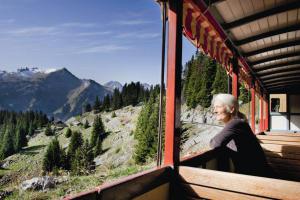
[0,105,148,199]
[0,104,221,199]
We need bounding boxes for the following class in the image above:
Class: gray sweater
[210,118,273,177]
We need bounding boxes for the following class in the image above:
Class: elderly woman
[210,93,274,178]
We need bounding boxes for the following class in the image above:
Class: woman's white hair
[212,93,239,115]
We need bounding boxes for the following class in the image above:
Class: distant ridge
[104,81,123,92]
[0,68,111,121]
[104,81,152,92]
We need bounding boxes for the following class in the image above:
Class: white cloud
[0,19,15,24]
[76,44,129,54]
[7,26,60,36]
[114,19,152,25]
[59,22,96,28]
[137,33,160,39]
[115,32,160,39]
[76,31,111,36]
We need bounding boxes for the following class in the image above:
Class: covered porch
[64,0,300,199]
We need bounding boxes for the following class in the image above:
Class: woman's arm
[210,121,239,148]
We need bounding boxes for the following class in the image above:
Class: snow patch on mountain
[104,81,123,91]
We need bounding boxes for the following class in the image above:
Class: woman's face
[213,101,232,124]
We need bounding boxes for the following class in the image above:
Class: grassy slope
[0,105,156,200]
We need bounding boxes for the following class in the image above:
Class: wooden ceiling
[205,0,300,93]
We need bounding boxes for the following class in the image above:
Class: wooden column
[264,95,269,131]
[251,86,256,133]
[231,57,239,98]
[164,0,182,167]
[259,96,264,132]
[228,76,232,94]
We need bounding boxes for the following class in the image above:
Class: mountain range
[0,68,111,121]
[104,81,123,92]
[104,81,151,92]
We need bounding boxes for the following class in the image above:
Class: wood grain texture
[180,183,271,200]
[178,166,300,200]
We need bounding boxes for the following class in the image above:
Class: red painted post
[232,72,238,98]
[231,57,238,98]
[264,96,269,131]
[164,0,182,167]
[251,87,256,133]
[259,96,264,132]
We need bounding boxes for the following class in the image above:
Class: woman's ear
[230,106,235,114]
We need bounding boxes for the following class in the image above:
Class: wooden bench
[178,166,300,200]
[257,133,300,181]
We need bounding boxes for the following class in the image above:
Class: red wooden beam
[231,57,239,98]
[164,0,182,167]
[232,72,238,98]
[264,96,269,131]
[251,87,256,133]
[259,96,264,132]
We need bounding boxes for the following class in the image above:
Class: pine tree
[14,125,27,152]
[185,52,204,108]
[134,96,154,163]
[68,131,83,159]
[28,123,35,136]
[43,137,63,172]
[65,128,72,138]
[212,64,228,95]
[134,91,165,164]
[71,140,94,175]
[84,120,89,129]
[90,116,105,147]
[45,124,53,136]
[183,55,194,103]
[93,96,101,112]
[102,95,111,111]
[0,125,15,159]
[111,89,123,110]
[94,138,102,156]
[197,58,217,108]
[239,83,249,104]
[84,103,92,113]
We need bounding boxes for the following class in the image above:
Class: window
[271,98,280,112]
[270,94,287,112]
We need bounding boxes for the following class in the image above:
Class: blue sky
[0,0,195,85]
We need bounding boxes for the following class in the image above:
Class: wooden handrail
[180,148,221,167]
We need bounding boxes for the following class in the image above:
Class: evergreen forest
[0,110,49,159]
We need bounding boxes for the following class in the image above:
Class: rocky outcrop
[20,176,55,191]
[0,190,13,199]
[20,176,69,191]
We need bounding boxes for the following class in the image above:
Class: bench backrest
[257,133,300,181]
[178,166,300,200]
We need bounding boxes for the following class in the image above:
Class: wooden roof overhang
[183,0,300,94]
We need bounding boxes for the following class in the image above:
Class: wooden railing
[64,166,172,200]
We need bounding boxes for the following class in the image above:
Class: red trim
[63,188,99,200]
[164,0,182,166]
[192,0,227,40]
[259,97,264,132]
[98,166,170,190]
[232,72,238,98]
[185,8,194,39]
[264,97,269,131]
[251,88,256,133]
